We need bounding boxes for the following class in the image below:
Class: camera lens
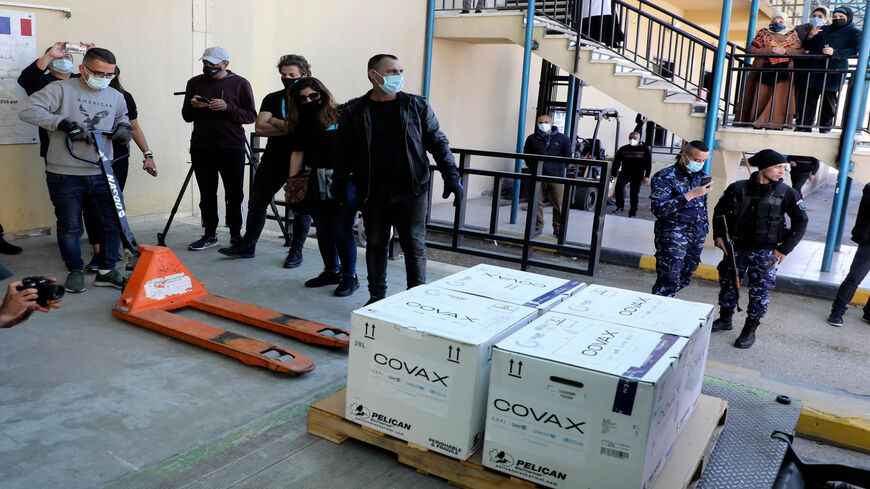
[45,284,65,302]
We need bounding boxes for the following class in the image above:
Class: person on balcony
[792,7,828,127]
[650,140,712,297]
[799,6,861,133]
[735,14,804,129]
[579,0,624,48]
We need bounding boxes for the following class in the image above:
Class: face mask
[832,18,847,27]
[810,17,825,27]
[203,65,222,78]
[629,139,639,146]
[281,77,299,89]
[85,73,111,90]
[686,160,704,172]
[52,59,73,73]
[373,71,404,95]
[538,123,552,133]
[769,22,786,33]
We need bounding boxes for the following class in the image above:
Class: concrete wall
[0,0,429,234]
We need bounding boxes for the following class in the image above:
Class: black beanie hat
[748,149,787,169]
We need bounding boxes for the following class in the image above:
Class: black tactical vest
[731,179,790,245]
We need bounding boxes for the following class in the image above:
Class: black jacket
[612,143,652,178]
[336,91,459,198]
[786,155,820,174]
[713,172,808,254]
[851,184,870,245]
[522,127,572,176]
[806,20,861,92]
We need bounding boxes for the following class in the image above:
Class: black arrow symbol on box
[447,345,460,363]
[365,322,375,339]
[509,358,522,378]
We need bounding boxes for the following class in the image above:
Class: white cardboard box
[346,285,537,460]
[429,264,586,314]
[551,285,714,437]
[482,312,689,489]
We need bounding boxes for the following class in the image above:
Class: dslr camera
[16,276,65,307]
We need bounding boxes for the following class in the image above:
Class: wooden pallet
[307,388,728,489]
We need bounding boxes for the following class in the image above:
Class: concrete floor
[2,218,870,489]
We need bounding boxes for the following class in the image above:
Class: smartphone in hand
[700,176,712,186]
[195,96,211,104]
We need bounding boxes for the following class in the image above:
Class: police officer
[650,140,712,297]
[827,183,870,327]
[711,149,808,348]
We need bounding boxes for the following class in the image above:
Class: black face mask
[281,77,299,89]
[203,65,222,78]
[832,18,848,27]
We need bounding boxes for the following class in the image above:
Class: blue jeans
[45,172,121,271]
[311,203,357,278]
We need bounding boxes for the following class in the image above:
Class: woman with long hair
[285,77,359,297]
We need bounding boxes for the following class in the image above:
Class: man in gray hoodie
[19,47,133,293]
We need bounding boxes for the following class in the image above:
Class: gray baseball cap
[199,46,229,64]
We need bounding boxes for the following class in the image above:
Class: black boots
[711,309,734,332]
[734,318,760,349]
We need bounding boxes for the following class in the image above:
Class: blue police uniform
[650,163,709,297]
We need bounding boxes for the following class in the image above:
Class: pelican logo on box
[405,301,478,323]
[488,448,514,466]
[493,398,586,435]
[350,403,370,419]
[373,353,450,387]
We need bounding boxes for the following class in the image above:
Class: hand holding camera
[0,276,63,328]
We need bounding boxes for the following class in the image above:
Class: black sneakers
[189,235,218,251]
[334,275,359,297]
[283,247,303,268]
[305,271,341,288]
[218,240,255,258]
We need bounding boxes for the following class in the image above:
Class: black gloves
[110,122,134,144]
[442,179,464,207]
[58,119,91,142]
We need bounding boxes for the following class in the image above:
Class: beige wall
[430,39,541,198]
[0,0,428,234]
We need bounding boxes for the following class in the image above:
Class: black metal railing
[435,0,742,119]
[721,53,861,132]
[426,148,610,276]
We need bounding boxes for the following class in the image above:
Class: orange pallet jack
[113,245,349,375]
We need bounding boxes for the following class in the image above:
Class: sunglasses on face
[296,91,321,103]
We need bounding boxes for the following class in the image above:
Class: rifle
[718,215,743,312]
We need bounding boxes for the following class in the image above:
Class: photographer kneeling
[0,267,63,328]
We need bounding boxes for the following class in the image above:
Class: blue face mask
[686,161,704,172]
[769,22,786,33]
[52,59,73,73]
[373,70,404,95]
[85,73,111,90]
[810,17,825,27]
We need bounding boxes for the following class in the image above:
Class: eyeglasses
[296,92,321,103]
[83,64,116,80]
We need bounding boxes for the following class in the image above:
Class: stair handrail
[631,0,747,53]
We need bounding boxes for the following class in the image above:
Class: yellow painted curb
[852,289,870,308]
[640,255,870,306]
[796,405,870,454]
[638,254,656,270]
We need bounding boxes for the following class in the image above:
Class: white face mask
[629,139,639,146]
[538,123,552,133]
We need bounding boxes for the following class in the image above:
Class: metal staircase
[434,0,870,184]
